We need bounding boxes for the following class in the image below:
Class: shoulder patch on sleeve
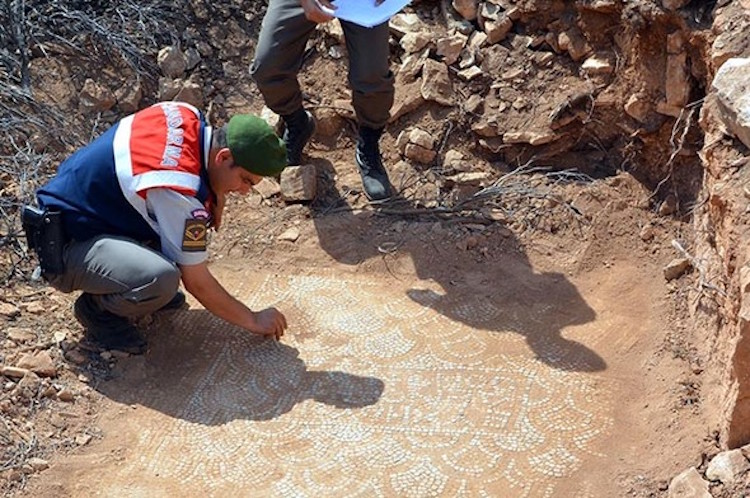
[182,218,208,252]
[190,208,211,220]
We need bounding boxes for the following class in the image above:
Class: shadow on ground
[311,158,606,373]
[94,309,384,425]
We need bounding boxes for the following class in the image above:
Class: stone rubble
[705,448,750,484]
[16,351,57,378]
[670,443,750,496]
[79,78,116,113]
[281,165,317,202]
[26,458,49,472]
[56,387,75,402]
[0,301,20,319]
[278,227,301,242]
[253,178,282,200]
[115,80,143,114]
[398,127,438,164]
[7,327,36,343]
[664,258,692,281]
[667,467,711,498]
[157,46,187,79]
[711,58,750,149]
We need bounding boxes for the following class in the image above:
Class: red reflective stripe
[138,186,198,200]
[128,104,202,179]
[129,106,166,176]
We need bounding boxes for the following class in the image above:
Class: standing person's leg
[251,0,318,165]
[341,20,395,200]
[342,21,394,130]
[49,235,181,351]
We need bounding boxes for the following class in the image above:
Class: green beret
[226,114,287,176]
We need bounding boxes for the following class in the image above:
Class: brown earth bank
[1,0,749,496]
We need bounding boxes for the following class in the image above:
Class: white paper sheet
[321,0,412,28]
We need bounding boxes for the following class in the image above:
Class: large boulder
[711,58,750,148]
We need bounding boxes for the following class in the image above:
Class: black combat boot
[74,293,147,354]
[282,107,316,166]
[355,126,392,201]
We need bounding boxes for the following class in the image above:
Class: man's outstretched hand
[300,0,335,23]
[252,307,288,340]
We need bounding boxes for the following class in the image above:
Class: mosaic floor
[94,271,615,497]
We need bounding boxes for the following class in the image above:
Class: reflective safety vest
[38,102,215,242]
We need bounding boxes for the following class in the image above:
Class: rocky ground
[1,0,750,496]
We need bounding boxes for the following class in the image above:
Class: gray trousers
[251,0,395,129]
[47,235,181,318]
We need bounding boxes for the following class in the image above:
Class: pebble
[705,449,750,484]
[7,328,36,343]
[27,457,49,472]
[65,350,87,365]
[16,351,57,377]
[57,388,75,402]
[24,301,47,314]
[640,225,655,241]
[75,434,93,446]
[1,366,30,378]
[664,258,691,281]
[278,227,301,242]
[0,301,20,319]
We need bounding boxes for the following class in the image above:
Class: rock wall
[694,0,750,448]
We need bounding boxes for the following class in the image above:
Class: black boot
[282,108,316,166]
[74,293,146,354]
[355,126,392,201]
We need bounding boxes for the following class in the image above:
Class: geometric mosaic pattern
[103,273,613,497]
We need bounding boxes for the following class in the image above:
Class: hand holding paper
[301,0,336,23]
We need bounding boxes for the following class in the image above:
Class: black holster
[21,205,66,276]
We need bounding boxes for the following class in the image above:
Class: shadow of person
[404,270,605,372]
[310,158,606,372]
[93,309,385,424]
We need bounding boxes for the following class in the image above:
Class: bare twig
[8,0,30,90]
[650,98,704,202]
